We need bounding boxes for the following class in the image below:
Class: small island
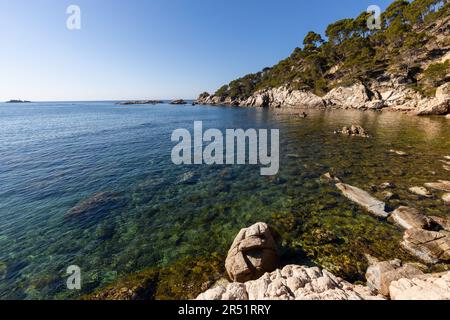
[6,99,31,103]
[170,99,187,105]
[116,100,163,106]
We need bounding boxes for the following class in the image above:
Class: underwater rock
[198,264,384,300]
[334,125,370,138]
[225,222,278,283]
[335,183,389,218]
[366,259,424,297]
[424,180,450,192]
[389,207,432,230]
[401,228,450,264]
[382,191,399,201]
[320,172,341,183]
[409,186,433,198]
[64,192,123,220]
[389,149,408,156]
[389,271,450,300]
[379,182,396,190]
[178,171,198,184]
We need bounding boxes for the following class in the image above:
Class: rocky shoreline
[196,79,450,117]
[197,221,450,300]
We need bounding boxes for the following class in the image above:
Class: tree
[325,19,354,45]
[303,31,324,50]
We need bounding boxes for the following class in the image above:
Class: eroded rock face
[324,83,372,109]
[389,271,450,300]
[335,183,389,218]
[197,265,384,301]
[401,228,450,264]
[390,207,432,230]
[225,223,279,283]
[366,259,424,296]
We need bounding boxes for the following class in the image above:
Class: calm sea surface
[0,102,449,299]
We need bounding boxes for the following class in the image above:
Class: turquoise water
[0,102,449,299]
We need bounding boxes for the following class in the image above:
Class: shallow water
[0,102,449,299]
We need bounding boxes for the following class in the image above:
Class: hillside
[198,0,450,115]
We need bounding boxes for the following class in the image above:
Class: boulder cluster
[197,222,450,300]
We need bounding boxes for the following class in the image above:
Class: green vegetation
[213,0,449,100]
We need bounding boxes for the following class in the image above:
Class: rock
[225,222,279,283]
[424,180,450,192]
[416,84,450,116]
[443,165,450,171]
[446,114,450,119]
[430,216,450,232]
[389,271,450,300]
[389,149,408,156]
[320,172,341,183]
[382,191,399,201]
[64,192,123,220]
[198,265,384,300]
[409,186,433,198]
[170,99,187,105]
[6,99,31,103]
[380,182,396,189]
[336,183,389,218]
[445,156,450,160]
[334,125,370,138]
[401,228,450,264]
[366,259,424,296]
[116,100,163,105]
[324,83,372,109]
[389,206,432,230]
[366,100,386,110]
[442,193,450,204]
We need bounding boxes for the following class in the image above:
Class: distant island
[116,100,163,106]
[6,99,31,103]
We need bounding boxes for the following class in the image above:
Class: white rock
[389,272,450,300]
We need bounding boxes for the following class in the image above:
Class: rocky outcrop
[389,207,432,230]
[323,83,372,109]
[366,259,424,297]
[389,272,450,300]
[401,228,450,264]
[170,99,187,105]
[197,75,449,116]
[335,183,389,218]
[334,125,370,138]
[116,100,163,105]
[197,264,384,300]
[416,84,450,116]
[225,222,279,283]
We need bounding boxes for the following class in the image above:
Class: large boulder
[197,265,384,300]
[389,271,450,300]
[365,259,424,296]
[401,228,450,264]
[324,83,371,108]
[225,222,279,283]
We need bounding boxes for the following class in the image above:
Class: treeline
[213,0,449,99]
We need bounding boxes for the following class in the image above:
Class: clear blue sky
[0,0,393,101]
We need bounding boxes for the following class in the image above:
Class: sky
[0,0,394,101]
